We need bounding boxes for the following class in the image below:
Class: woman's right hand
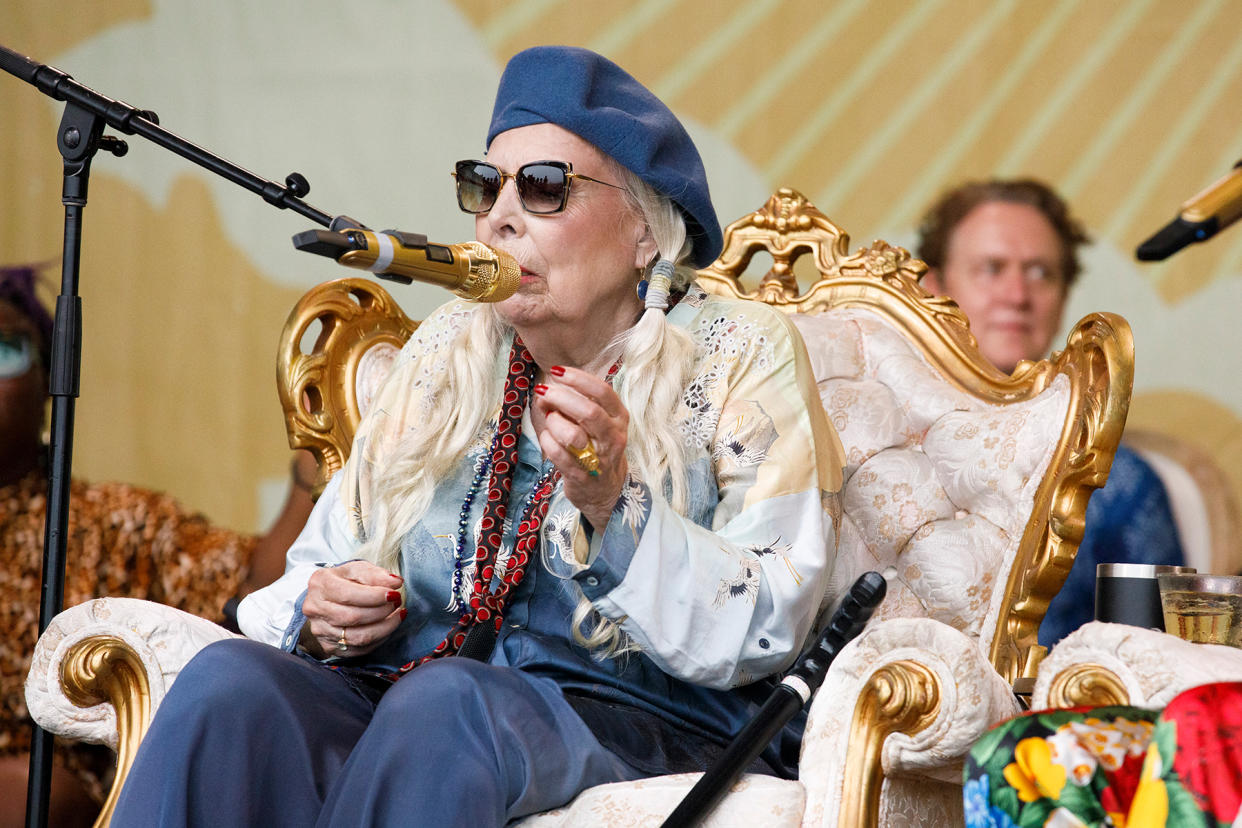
[299,561,406,659]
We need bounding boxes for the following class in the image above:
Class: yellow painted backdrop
[2,0,1240,533]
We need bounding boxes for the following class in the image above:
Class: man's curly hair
[916,179,1091,288]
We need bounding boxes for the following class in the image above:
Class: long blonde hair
[359,161,702,656]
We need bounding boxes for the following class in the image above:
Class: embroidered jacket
[239,283,843,761]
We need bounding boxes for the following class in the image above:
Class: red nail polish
[389,572,402,582]
[399,608,408,621]
[534,383,548,396]
[387,590,401,604]
[550,365,565,377]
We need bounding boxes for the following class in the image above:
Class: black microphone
[660,571,888,828]
[1137,159,1242,261]
[293,225,520,303]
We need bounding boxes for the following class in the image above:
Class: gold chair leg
[838,660,941,828]
[60,636,152,828]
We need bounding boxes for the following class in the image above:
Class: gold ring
[337,627,348,654]
[567,438,601,477]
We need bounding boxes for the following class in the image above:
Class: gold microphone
[293,227,520,302]
[1137,159,1242,261]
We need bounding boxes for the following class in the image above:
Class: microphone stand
[0,42,337,828]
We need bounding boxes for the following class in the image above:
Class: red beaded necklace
[393,337,555,675]
[388,335,624,678]
[377,296,679,680]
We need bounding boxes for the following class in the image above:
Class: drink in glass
[1157,573,1242,647]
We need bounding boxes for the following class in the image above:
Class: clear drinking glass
[1157,573,1242,647]
[1095,563,1196,629]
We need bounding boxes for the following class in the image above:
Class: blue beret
[487,46,723,268]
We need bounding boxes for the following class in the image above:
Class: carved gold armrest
[1033,621,1242,710]
[26,598,238,827]
[59,635,152,826]
[798,618,1020,828]
[838,659,941,826]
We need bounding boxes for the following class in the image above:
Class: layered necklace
[391,336,559,676]
[377,295,680,681]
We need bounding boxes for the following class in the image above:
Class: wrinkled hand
[300,561,405,659]
[534,366,628,533]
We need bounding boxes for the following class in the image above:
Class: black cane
[660,571,888,828]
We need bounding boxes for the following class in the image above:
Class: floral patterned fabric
[965,682,1242,827]
[2,467,255,802]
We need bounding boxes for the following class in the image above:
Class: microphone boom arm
[0,42,335,227]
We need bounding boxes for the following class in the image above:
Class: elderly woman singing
[112,46,845,826]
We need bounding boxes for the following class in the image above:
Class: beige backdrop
[2,0,1240,533]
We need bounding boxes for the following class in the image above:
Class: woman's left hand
[534,366,629,533]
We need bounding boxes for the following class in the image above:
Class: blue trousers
[111,639,646,826]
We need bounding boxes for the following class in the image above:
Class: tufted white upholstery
[795,309,1066,649]
[26,190,1131,827]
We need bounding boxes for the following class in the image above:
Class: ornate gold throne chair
[27,188,1134,827]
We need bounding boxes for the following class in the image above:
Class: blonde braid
[560,164,698,655]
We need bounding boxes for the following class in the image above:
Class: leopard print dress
[1,468,256,803]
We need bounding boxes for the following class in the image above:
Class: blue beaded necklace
[448,430,498,614]
[392,338,623,677]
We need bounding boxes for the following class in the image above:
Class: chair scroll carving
[59,637,151,828]
[1033,621,1242,716]
[1044,662,1129,708]
[839,660,941,826]
[699,189,983,395]
[277,277,418,499]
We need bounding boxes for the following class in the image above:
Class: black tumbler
[1095,563,1196,629]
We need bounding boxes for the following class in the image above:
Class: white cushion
[513,772,805,827]
[790,313,866,382]
[896,515,1011,637]
[922,376,1068,532]
[841,448,956,562]
[818,378,910,476]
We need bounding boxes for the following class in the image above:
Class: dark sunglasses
[452,160,625,215]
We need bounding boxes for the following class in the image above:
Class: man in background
[916,179,1185,647]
